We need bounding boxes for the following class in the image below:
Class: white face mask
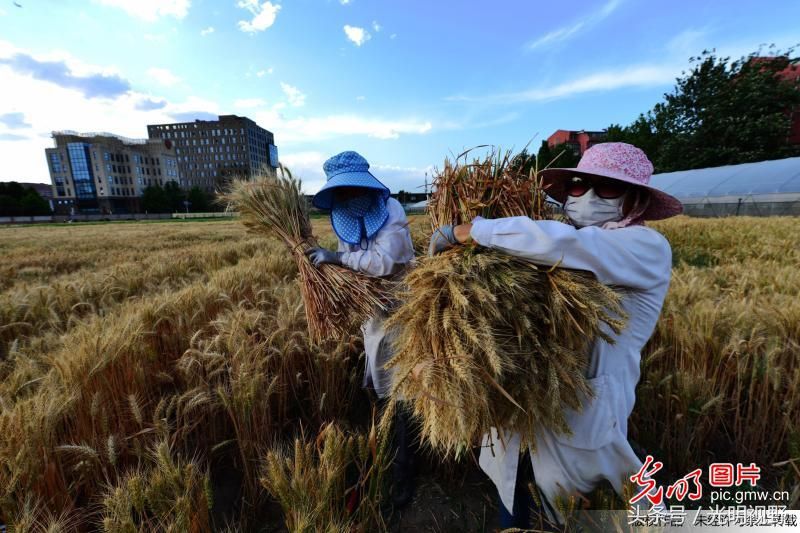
[564,188,626,228]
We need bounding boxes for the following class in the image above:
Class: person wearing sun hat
[429,142,682,527]
[306,150,417,507]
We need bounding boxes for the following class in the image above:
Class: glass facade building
[66,142,97,201]
[46,132,180,215]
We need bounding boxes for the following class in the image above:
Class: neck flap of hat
[331,193,390,245]
[602,189,651,230]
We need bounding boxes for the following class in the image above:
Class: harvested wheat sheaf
[225,167,392,343]
[386,149,626,457]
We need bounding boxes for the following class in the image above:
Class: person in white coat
[429,142,683,527]
[305,150,417,507]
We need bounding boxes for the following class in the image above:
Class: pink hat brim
[540,167,683,221]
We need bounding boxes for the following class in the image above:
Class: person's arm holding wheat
[448,218,672,290]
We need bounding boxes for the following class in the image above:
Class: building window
[50,152,64,172]
[67,142,98,200]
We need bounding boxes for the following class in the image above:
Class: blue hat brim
[312,171,390,210]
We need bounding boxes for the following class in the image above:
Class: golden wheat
[0,214,797,530]
[223,167,392,344]
[386,149,625,456]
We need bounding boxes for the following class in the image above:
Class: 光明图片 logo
[627,456,795,528]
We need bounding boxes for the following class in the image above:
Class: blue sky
[1,0,798,193]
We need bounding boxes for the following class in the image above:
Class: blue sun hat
[313,151,391,246]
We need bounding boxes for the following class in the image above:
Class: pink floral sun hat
[540,142,683,221]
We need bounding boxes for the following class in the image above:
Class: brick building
[547,129,607,155]
[147,115,278,192]
[777,62,800,145]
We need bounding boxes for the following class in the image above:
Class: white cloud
[237,1,281,33]
[390,33,397,40]
[372,20,381,32]
[522,65,678,101]
[0,44,222,182]
[666,27,712,56]
[356,95,365,101]
[343,25,370,46]
[371,163,435,193]
[165,95,221,118]
[451,27,800,106]
[94,0,190,21]
[256,67,274,77]
[0,40,432,187]
[234,97,267,109]
[439,112,521,131]
[280,82,306,107]
[448,64,679,104]
[200,26,215,37]
[527,22,586,50]
[339,0,351,5]
[278,151,327,192]
[255,109,432,142]
[147,67,181,87]
[526,0,621,50]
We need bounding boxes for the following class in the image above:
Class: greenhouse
[650,156,800,217]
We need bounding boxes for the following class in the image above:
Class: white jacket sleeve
[339,199,415,277]
[470,217,671,290]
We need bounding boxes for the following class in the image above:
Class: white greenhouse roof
[405,200,429,212]
[650,157,800,203]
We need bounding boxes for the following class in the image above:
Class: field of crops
[0,215,798,531]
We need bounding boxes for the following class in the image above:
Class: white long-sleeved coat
[336,198,415,397]
[469,217,672,518]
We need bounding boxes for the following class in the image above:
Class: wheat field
[0,215,798,531]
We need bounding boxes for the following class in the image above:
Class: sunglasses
[566,176,628,199]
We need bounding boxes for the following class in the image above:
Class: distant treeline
[525,48,800,174]
[0,182,51,216]
[606,49,800,173]
[141,182,220,214]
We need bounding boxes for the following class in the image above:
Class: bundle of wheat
[225,167,392,343]
[385,149,626,457]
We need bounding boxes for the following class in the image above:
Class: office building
[147,115,278,191]
[46,131,179,214]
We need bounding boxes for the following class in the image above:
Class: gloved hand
[428,225,457,256]
[305,247,342,267]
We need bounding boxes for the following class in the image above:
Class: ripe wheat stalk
[224,166,393,343]
[386,148,626,456]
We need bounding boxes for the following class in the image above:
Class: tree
[187,186,211,212]
[19,190,51,215]
[163,181,185,212]
[141,184,171,213]
[609,48,800,172]
[536,141,581,170]
[605,116,660,161]
[0,182,51,216]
